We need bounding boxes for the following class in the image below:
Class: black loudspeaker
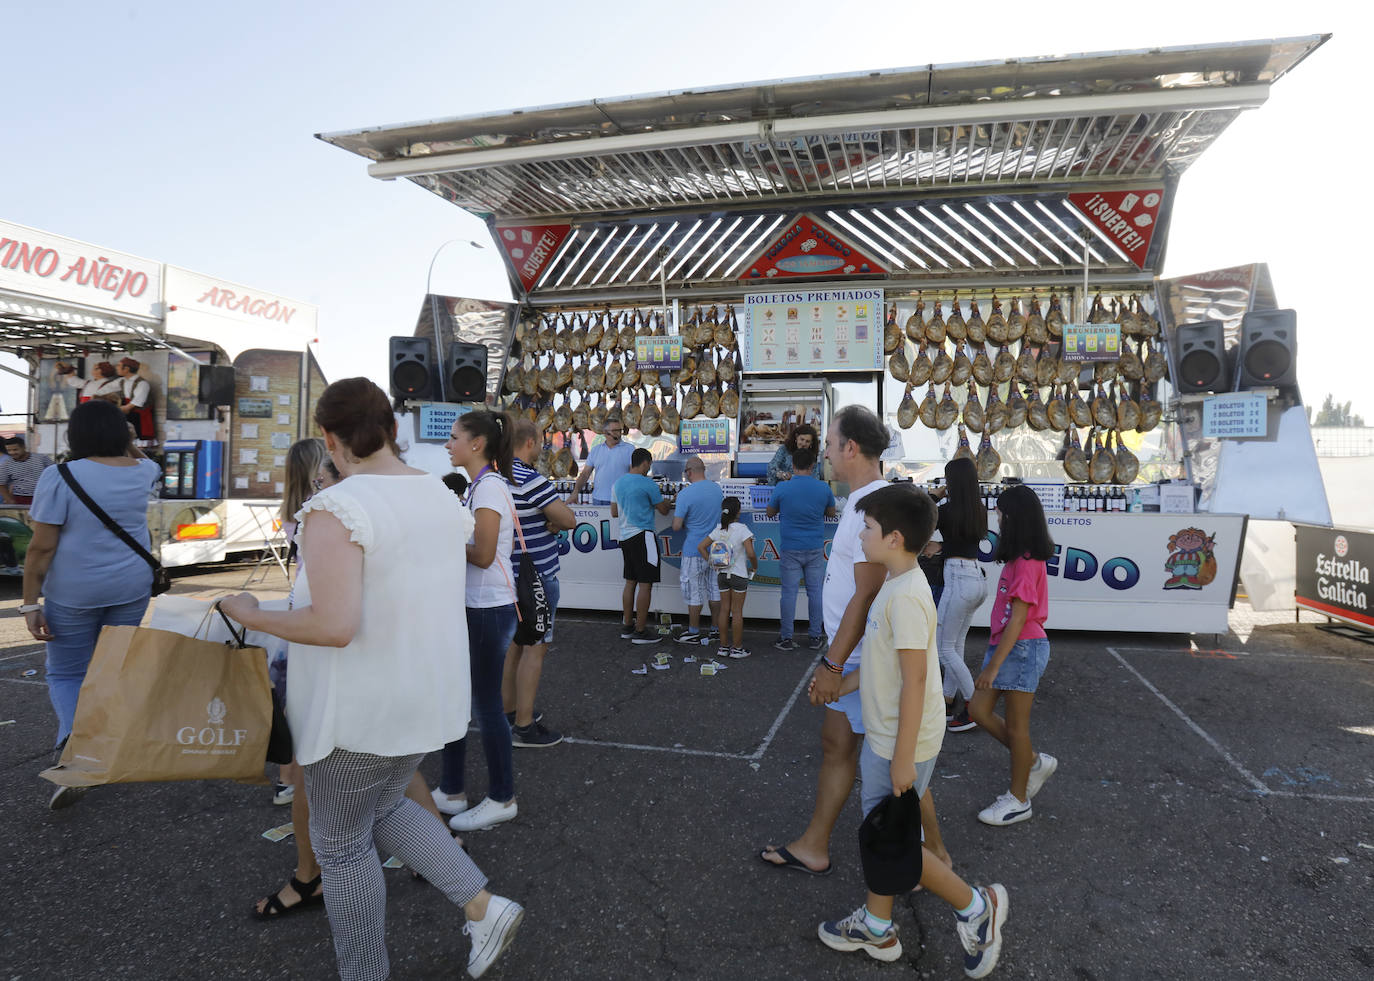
[444,342,489,402]
[198,364,236,405]
[1173,320,1227,394]
[389,336,437,399]
[1237,308,1297,389]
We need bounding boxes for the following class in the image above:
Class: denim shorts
[717,572,749,593]
[981,637,1051,693]
[825,658,865,735]
[859,739,938,818]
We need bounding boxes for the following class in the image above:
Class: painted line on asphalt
[0,676,46,687]
[1113,645,1374,665]
[560,736,749,760]
[557,654,819,763]
[0,647,45,662]
[1108,645,1271,794]
[1107,646,1374,804]
[748,655,823,762]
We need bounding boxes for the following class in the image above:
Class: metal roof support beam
[365,85,1269,181]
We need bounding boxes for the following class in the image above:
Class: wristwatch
[18,604,42,614]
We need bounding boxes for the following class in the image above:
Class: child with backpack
[816,483,1008,977]
[698,496,757,660]
[966,483,1058,827]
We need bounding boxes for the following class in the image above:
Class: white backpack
[707,535,733,569]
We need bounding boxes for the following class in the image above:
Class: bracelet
[820,656,843,674]
[18,604,42,614]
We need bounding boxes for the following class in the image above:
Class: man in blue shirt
[671,455,723,645]
[612,448,671,644]
[572,415,633,505]
[766,446,836,650]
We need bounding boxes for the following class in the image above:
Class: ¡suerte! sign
[1295,524,1373,629]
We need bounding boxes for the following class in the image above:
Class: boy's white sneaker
[956,884,1008,978]
[1026,753,1058,799]
[977,792,1032,826]
[449,797,517,832]
[464,894,523,978]
[817,906,903,962]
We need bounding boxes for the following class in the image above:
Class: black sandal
[253,874,324,920]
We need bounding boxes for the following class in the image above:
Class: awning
[317,36,1326,297]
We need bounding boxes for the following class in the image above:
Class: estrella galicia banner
[1295,524,1374,629]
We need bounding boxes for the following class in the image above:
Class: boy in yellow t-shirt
[816,483,1009,978]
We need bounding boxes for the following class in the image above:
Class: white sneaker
[431,788,470,816]
[977,792,1032,827]
[1026,753,1058,799]
[464,894,524,978]
[449,796,517,832]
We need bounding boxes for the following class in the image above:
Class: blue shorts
[859,739,938,818]
[825,660,865,734]
[981,637,1050,693]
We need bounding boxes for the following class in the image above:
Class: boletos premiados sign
[0,218,162,319]
[1295,525,1373,629]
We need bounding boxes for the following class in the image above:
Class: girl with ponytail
[439,409,522,833]
[699,496,757,660]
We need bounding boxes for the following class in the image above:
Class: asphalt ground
[2,562,1372,980]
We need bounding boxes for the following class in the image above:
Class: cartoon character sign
[1164,527,1218,590]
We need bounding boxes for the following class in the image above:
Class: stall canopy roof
[319,37,1323,224]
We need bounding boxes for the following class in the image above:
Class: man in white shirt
[759,405,893,876]
[571,414,634,505]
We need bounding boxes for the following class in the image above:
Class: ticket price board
[742,289,884,373]
[419,403,474,441]
[679,419,731,454]
[1295,524,1374,630]
[1060,322,1121,362]
[1202,393,1267,438]
[635,334,684,371]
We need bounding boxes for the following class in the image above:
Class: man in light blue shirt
[572,415,634,505]
[671,455,723,644]
[611,448,671,644]
[766,446,837,650]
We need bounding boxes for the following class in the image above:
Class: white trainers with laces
[977,792,1032,826]
[431,787,470,816]
[1025,753,1058,799]
[464,894,524,978]
[449,796,518,832]
[956,884,1008,978]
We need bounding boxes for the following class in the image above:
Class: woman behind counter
[21,399,160,810]
[766,422,824,484]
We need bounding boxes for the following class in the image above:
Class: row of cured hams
[500,304,744,479]
[886,292,1167,483]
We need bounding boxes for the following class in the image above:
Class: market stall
[320,36,1325,632]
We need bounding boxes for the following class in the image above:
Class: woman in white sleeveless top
[221,378,522,981]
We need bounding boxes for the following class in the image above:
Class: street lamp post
[424,239,485,402]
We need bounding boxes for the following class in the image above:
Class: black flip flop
[758,845,832,876]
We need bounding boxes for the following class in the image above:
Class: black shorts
[620,531,660,584]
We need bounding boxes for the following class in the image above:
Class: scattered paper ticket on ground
[382,856,404,869]
[261,823,295,842]
[631,664,648,675]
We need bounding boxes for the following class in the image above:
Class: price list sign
[1202,393,1267,438]
[679,419,731,454]
[635,335,684,371]
[419,403,473,440]
[743,289,884,373]
[1060,323,1122,362]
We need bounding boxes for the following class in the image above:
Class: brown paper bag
[40,624,272,787]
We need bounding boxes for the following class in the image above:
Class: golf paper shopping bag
[40,623,272,787]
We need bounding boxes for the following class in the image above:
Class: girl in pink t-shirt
[967,484,1059,828]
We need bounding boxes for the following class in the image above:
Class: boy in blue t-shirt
[766,447,836,650]
[611,448,671,644]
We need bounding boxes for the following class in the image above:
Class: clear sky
[0,1,1362,418]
